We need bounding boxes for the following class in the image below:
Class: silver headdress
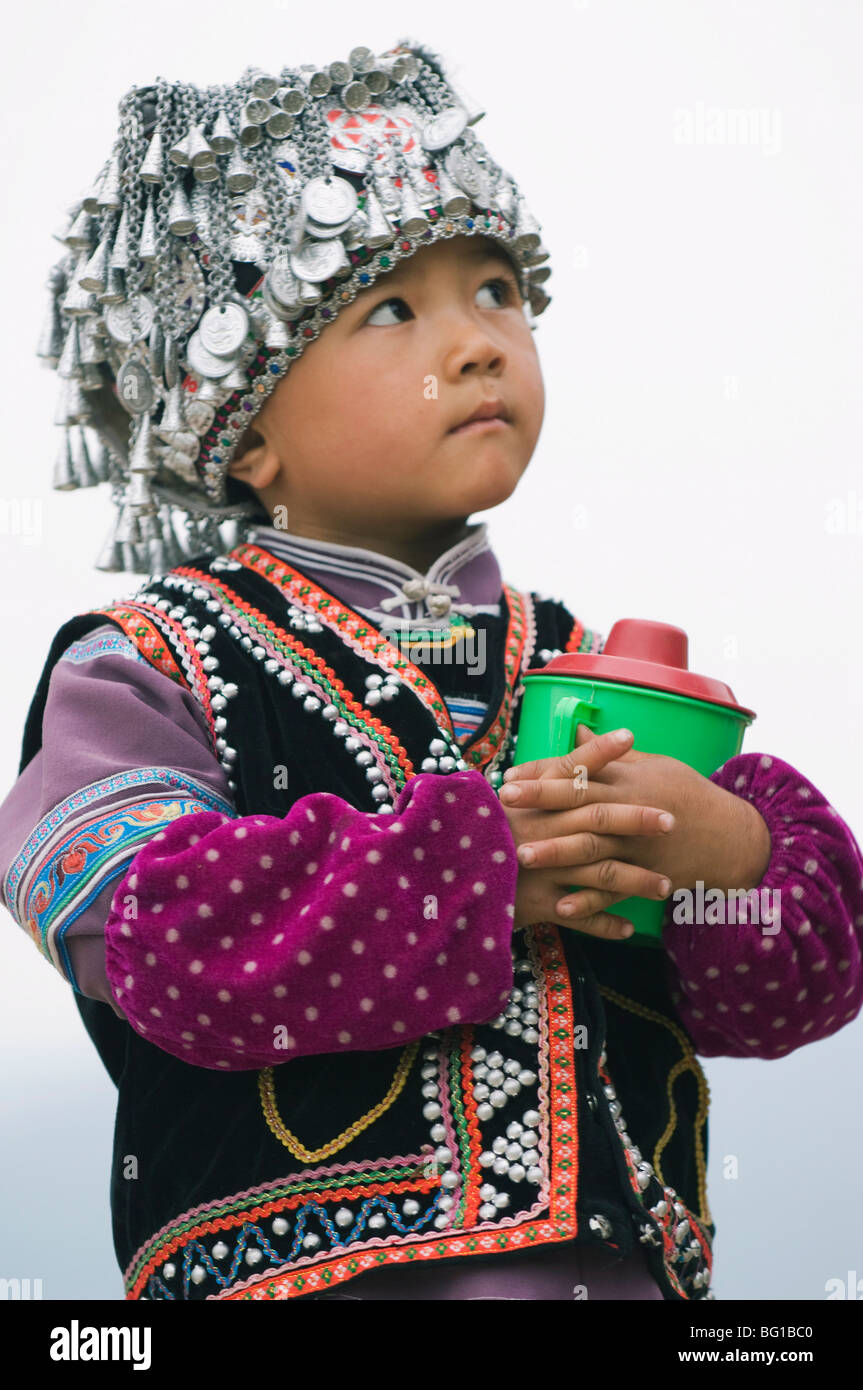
[38,38,553,574]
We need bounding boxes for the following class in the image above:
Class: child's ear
[228,424,266,478]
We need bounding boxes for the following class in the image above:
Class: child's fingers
[503,727,634,785]
[556,888,636,920]
[511,802,674,858]
[558,909,634,942]
[522,853,671,902]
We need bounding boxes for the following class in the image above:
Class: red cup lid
[530,619,756,718]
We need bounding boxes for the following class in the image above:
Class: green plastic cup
[512,620,756,947]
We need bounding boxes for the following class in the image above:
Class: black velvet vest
[19,542,715,1300]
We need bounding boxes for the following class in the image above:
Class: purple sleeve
[662,752,863,1058]
[0,625,235,1015]
[103,770,518,1071]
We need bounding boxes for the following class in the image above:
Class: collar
[245,521,503,628]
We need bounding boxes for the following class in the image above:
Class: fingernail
[620,921,634,937]
[559,903,575,916]
[518,846,536,865]
[613,729,633,743]
[658,878,672,896]
[502,768,518,782]
[499,784,521,802]
[658,813,675,831]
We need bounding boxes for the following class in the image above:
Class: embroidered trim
[4,769,235,984]
[461,587,528,770]
[90,607,189,687]
[59,630,151,667]
[226,545,529,769]
[124,924,580,1301]
[171,564,416,796]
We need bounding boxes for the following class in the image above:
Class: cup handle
[551,696,598,757]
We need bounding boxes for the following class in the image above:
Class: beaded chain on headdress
[38,38,553,574]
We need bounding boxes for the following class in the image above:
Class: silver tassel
[405,164,438,211]
[139,130,164,183]
[157,508,187,568]
[129,412,155,475]
[98,154,122,210]
[168,184,195,237]
[54,381,71,426]
[371,172,402,215]
[490,175,516,222]
[57,322,81,379]
[192,163,220,184]
[138,192,158,262]
[65,207,95,250]
[263,313,290,348]
[168,128,194,167]
[361,188,396,248]
[95,513,126,572]
[78,320,107,366]
[51,429,77,489]
[110,204,131,270]
[209,111,237,154]
[81,166,107,215]
[70,427,100,486]
[98,266,125,305]
[63,379,90,424]
[156,382,186,438]
[187,124,216,169]
[79,231,112,293]
[297,278,322,307]
[36,295,64,365]
[513,196,541,254]
[195,377,223,403]
[91,437,115,484]
[221,363,249,391]
[62,252,97,316]
[434,164,470,217]
[396,178,429,236]
[226,151,256,192]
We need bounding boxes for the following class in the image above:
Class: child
[2,39,861,1303]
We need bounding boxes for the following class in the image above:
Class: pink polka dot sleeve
[103,770,518,1070]
[662,753,863,1058]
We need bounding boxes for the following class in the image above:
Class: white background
[0,0,861,1300]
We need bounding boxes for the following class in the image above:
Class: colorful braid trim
[123,924,579,1301]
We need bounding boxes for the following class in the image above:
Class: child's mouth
[448,418,510,436]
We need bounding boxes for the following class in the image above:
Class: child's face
[228,234,544,539]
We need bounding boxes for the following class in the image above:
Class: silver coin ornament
[116,359,155,415]
[266,257,300,306]
[289,238,345,284]
[198,302,251,358]
[301,175,358,226]
[186,330,242,381]
[104,293,155,345]
[421,106,469,151]
[305,212,355,240]
[184,399,216,435]
[330,146,369,174]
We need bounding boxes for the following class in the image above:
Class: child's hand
[498,726,676,939]
[500,723,772,930]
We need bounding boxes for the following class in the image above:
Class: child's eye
[364,276,518,327]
